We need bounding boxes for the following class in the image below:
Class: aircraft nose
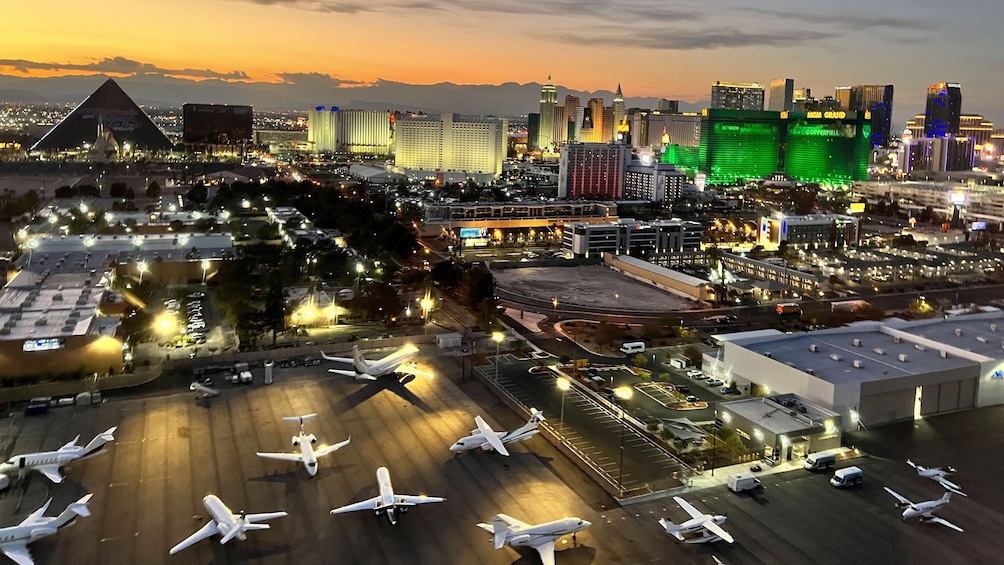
[579,520,592,529]
[449,443,462,451]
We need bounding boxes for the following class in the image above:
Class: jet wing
[936,477,966,496]
[314,437,351,458]
[18,499,52,527]
[331,497,380,515]
[244,511,288,523]
[256,452,303,463]
[474,416,510,456]
[495,513,530,530]
[169,520,220,554]
[320,351,353,364]
[328,368,377,380]
[0,543,34,565]
[673,496,705,521]
[36,465,65,484]
[531,540,556,565]
[397,494,446,506]
[928,516,964,532]
[883,487,913,506]
[703,521,735,544]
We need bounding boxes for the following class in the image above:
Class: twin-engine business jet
[907,459,966,496]
[256,414,350,477]
[450,409,545,456]
[169,495,288,554]
[330,467,445,525]
[477,513,591,565]
[883,487,963,532]
[0,427,117,483]
[321,344,420,380]
[0,494,92,565]
[658,496,734,544]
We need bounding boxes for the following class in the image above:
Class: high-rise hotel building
[925,82,962,138]
[307,107,394,154]
[395,113,507,178]
[538,76,558,151]
[557,142,632,199]
[711,81,765,111]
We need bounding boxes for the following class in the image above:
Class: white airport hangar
[710,312,1004,431]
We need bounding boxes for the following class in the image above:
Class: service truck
[727,472,762,493]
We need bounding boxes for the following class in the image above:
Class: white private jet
[0,494,92,565]
[0,427,117,483]
[190,381,220,399]
[883,487,963,532]
[477,513,591,565]
[658,496,734,544]
[450,409,545,456]
[330,466,445,525]
[907,459,966,496]
[256,414,350,477]
[169,494,288,554]
[321,343,421,380]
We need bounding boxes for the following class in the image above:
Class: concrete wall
[0,334,124,379]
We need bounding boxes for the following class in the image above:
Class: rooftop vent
[829,354,842,362]
[852,339,862,347]
[806,368,816,375]
[978,336,988,343]
[809,344,819,352]
[956,328,963,336]
[764,352,773,359]
[853,360,863,368]
[894,336,902,344]
[873,348,885,355]
[940,350,949,358]
[992,324,998,332]
[898,353,908,362]
[915,344,925,351]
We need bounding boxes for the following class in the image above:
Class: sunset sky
[3,0,1002,123]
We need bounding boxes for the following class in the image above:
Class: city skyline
[1,0,1002,125]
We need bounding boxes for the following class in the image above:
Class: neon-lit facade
[660,109,871,185]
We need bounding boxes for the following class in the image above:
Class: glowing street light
[557,377,570,438]
[615,386,634,497]
[420,293,433,335]
[492,331,505,384]
[137,261,148,284]
[201,259,210,285]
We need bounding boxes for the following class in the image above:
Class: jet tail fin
[488,515,509,549]
[528,408,545,424]
[81,427,117,457]
[54,494,93,528]
[352,345,369,372]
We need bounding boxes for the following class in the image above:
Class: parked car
[720,387,738,395]
[706,379,724,387]
[685,395,699,403]
[674,385,690,394]
[686,369,703,378]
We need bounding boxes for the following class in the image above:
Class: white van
[620,341,646,354]
[727,472,762,493]
[803,452,836,471]
[830,466,863,488]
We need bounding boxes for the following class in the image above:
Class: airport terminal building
[709,313,1004,431]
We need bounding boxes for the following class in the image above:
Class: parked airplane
[450,409,545,456]
[256,414,350,477]
[190,381,219,399]
[883,487,963,532]
[169,494,288,554]
[658,496,734,544]
[907,459,966,496]
[0,494,92,565]
[0,427,117,483]
[330,466,444,525]
[477,513,591,565]
[321,343,421,380]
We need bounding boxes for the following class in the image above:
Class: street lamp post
[137,261,148,284]
[615,386,634,497]
[492,332,505,384]
[557,378,570,439]
[201,259,210,285]
[420,294,433,336]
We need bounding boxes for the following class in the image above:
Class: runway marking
[141,476,171,482]
[108,482,129,487]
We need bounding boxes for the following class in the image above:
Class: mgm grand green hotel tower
[663,109,872,186]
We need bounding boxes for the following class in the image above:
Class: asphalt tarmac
[3,347,1004,565]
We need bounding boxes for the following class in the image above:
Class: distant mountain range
[0,74,707,118]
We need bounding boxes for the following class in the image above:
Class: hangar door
[920,378,977,416]
[859,388,915,426]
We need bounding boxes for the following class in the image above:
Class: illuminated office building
[711,82,765,111]
[558,142,632,199]
[835,87,851,111]
[562,95,580,143]
[960,114,994,147]
[538,76,557,151]
[337,109,394,154]
[631,112,701,151]
[395,113,507,178]
[846,85,894,147]
[925,82,962,138]
[768,78,794,112]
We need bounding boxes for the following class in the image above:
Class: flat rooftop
[722,395,837,435]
